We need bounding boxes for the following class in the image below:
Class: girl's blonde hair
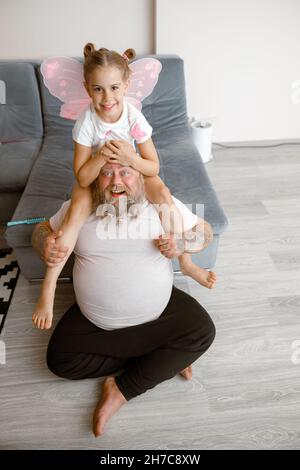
[83,43,136,83]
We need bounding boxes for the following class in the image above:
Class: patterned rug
[0,248,20,334]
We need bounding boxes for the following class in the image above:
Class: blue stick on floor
[6,217,47,226]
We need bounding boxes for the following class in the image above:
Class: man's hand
[101,140,137,167]
[154,234,185,259]
[31,222,69,267]
[43,230,68,267]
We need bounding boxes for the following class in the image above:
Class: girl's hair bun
[82,44,136,82]
[83,43,96,59]
[123,48,136,61]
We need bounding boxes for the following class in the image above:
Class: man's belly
[73,251,173,330]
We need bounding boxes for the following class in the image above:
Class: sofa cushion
[5,194,71,247]
[6,135,75,246]
[0,62,43,141]
[22,135,74,200]
[153,126,228,235]
[37,66,75,137]
[0,192,22,221]
[140,55,188,132]
[0,139,41,192]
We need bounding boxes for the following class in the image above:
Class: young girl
[32,43,216,330]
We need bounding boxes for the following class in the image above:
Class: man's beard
[91,176,146,223]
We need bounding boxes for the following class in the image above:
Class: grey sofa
[0,63,43,222]
[1,55,228,280]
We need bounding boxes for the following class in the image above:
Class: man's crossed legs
[47,286,216,437]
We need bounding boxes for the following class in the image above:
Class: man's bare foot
[180,262,217,289]
[179,365,193,380]
[32,293,54,329]
[93,376,127,438]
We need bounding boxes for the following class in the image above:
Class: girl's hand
[101,140,138,167]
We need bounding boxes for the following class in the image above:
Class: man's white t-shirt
[72,101,152,153]
[50,198,198,331]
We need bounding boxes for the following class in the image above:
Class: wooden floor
[1,143,300,450]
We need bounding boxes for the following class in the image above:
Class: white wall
[156,0,300,143]
[0,0,154,60]
[1,0,300,142]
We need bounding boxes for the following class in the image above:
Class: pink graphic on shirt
[104,130,113,139]
[130,122,147,140]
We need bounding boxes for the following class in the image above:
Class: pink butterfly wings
[41,57,162,120]
[40,57,91,120]
[126,58,162,111]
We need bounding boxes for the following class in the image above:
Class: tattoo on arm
[31,222,52,260]
[182,219,214,253]
[201,220,214,249]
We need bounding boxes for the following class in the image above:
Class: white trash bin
[189,119,213,163]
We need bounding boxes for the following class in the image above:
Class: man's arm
[182,218,214,254]
[31,221,68,267]
[154,217,214,258]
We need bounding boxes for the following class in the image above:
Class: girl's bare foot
[93,376,127,438]
[32,293,54,330]
[179,365,193,380]
[180,261,217,289]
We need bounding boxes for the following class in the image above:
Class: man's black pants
[47,286,216,401]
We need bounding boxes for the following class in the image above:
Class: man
[31,163,216,437]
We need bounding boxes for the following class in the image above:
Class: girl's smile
[84,66,129,123]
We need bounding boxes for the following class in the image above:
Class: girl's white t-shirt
[72,101,152,152]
